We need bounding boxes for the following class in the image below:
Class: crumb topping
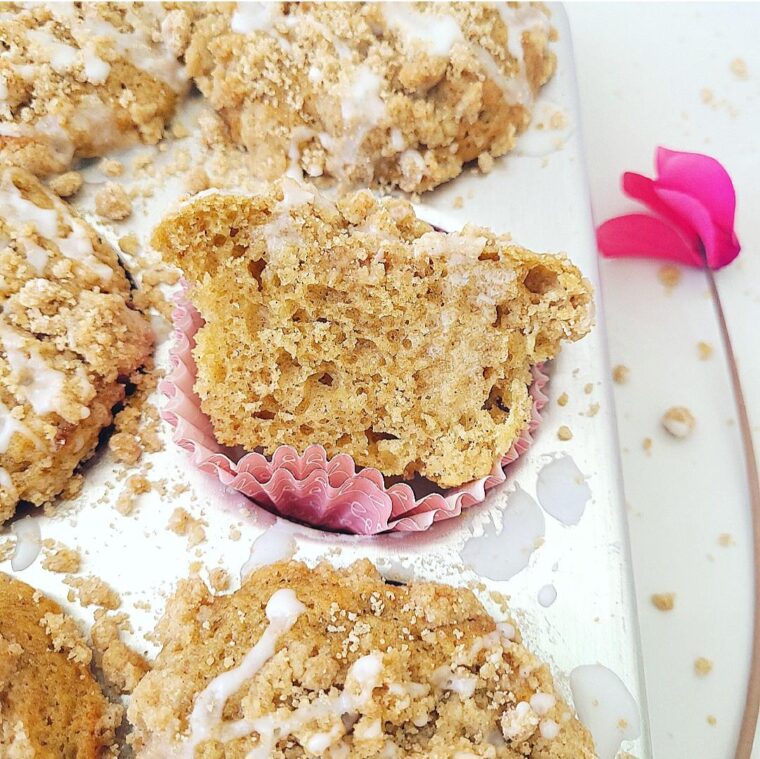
[128,560,594,758]
[185,2,555,192]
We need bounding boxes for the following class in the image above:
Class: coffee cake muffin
[153,180,592,488]
[183,2,555,192]
[0,572,122,757]
[0,3,188,176]
[128,560,594,758]
[0,166,153,522]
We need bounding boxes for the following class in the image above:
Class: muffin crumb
[694,657,713,676]
[41,540,81,574]
[64,575,121,610]
[651,592,675,612]
[662,406,696,438]
[697,341,713,360]
[657,264,681,290]
[557,425,573,441]
[48,171,83,198]
[95,182,133,221]
[92,610,150,694]
[612,364,630,384]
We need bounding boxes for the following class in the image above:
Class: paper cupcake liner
[159,292,549,535]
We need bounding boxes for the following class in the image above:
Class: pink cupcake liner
[159,292,549,535]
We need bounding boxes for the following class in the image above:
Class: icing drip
[382,4,463,58]
[0,174,113,281]
[180,588,306,757]
[0,399,42,453]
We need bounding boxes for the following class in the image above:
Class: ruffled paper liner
[159,294,549,535]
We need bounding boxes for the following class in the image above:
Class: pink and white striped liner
[159,294,549,535]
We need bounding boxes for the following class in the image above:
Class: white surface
[567,3,760,757]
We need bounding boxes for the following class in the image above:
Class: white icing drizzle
[382,4,463,58]
[0,399,42,453]
[0,324,68,417]
[231,2,283,35]
[431,666,478,698]
[0,173,113,281]
[0,115,76,166]
[569,664,641,759]
[323,64,387,177]
[47,4,187,92]
[20,237,49,275]
[0,466,12,490]
[10,516,41,571]
[240,522,297,579]
[180,588,306,757]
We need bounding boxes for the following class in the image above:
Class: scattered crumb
[452,195,463,209]
[701,87,714,104]
[697,341,713,360]
[557,425,573,441]
[95,182,132,220]
[718,532,735,547]
[209,567,231,593]
[584,402,600,418]
[119,233,140,256]
[168,507,207,547]
[171,121,190,139]
[229,525,242,541]
[41,540,81,574]
[706,715,717,726]
[477,152,494,174]
[91,610,150,694]
[730,57,748,80]
[694,657,713,676]
[115,474,152,516]
[48,171,83,198]
[0,538,16,562]
[612,364,630,384]
[651,593,675,612]
[64,575,121,610]
[40,612,92,665]
[658,264,682,290]
[556,392,569,407]
[662,406,696,439]
[100,159,124,177]
[184,166,210,194]
[642,437,653,454]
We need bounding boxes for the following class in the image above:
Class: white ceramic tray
[1,7,652,758]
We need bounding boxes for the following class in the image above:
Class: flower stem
[706,268,760,758]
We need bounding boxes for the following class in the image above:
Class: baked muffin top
[128,559,595,758]
[0,166,153,521]
[183,2,555,191]
[0,2,188,175]
[153,179,592,487]
[0,572,123,758]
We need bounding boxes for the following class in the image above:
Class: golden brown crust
[186,2,555,192]
[153,181,592,487]
[0,166,154,522]
[0,572,123,758]
[0,3,187,176]
[128,560,595,758]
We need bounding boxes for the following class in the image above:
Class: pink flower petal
[622,172,699,247]
[656,147,737,232]
[655,187,741,269]
[597,213,702,266]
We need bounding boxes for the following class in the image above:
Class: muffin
[0,572,123,757]
[153,179,592,489]
[128,559,595,758]
[0,3,188,175]
[0,166,153,522]
[183,2,555,192]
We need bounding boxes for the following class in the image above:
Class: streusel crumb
[0,573,122,756]
[47,171,82,198]
[64,574,121,610]
[95,181,132,220]
[153,179,592,488]
[0,167,153,523]
[128,560,594,758]
[662,406,695,439]
[168,507,207,548]
[651,593,675,612]
[186,2,555,192]
[40,539,81,574]
[0,3,187,176]
[612,364,630,384]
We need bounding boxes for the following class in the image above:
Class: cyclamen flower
[596,147,740,269]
